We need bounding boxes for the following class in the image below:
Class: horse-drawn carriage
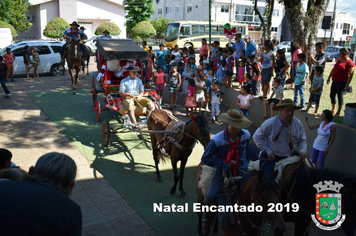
[90,38,163,148]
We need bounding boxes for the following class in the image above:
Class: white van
[0,28,12,50]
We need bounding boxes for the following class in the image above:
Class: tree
[280,0,330,63]
[131,21,156,40]
[150,17,171,39]
[0,20,18,38]
[0,0,31,33]
[253,0,274,40]
[123,0,155,33]
[94,22,121,36]
[43,17,68,40]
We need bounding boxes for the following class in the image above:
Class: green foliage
[0,0,31,33]
[94,22,121,36]
[150,17,171,39]
[43,17,68,39]
[123,0,155,33]
[0,20,17,38]
[131,21,156,40]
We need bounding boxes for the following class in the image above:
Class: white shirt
[313,121,335,151]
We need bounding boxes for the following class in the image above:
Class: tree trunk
[266,0,274,40]
[282,0,330,67]
[254,0,266,39]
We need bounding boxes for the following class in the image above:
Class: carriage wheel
[96,97,101,122]
[92,77,97,107]
[102,119,110,147]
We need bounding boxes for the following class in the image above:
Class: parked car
[324,46,342,62]
[86,35,120,55]
[0,40,66,76]
[279,41,291,47]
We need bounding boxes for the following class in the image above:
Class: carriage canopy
[96,39,148,61]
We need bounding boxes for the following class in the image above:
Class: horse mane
[192,114,210,137]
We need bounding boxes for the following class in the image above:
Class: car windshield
[325,47,339,53]
[165,23,179,41]
[0,44,15,54]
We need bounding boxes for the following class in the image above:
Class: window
[157,8,162,14]
[210,26,219,35]
[272,9,279,17]
[166,7,172,14]
[271,27,278,32]
[192,25,205,35]
[35,46,51,55]
[343,23,350,35]
[235,4,266,24]
[351,25,354,31]
[180,25,191,36]
[335,23,338,29]
[187,5,192,13]
[12,47,25,57]
[50,46,61,53]
[221,5,229,13]
[175,6,179,14]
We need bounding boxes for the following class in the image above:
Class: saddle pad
[165,120,185,143]
[198,165,215,196]
[274,155,300,182]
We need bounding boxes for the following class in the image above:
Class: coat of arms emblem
[311,180,346,230]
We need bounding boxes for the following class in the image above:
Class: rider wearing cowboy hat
[60,21,88,65]
[253,98,307,176]
[119,66,154,128]
[201,109,258,233]
[101,30,112,39]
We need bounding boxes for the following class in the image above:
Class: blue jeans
[205,168,224,205]
[1,78,10,95]
[252,79,260,95]
[238,107,250,117]
[294,84,305,108]
[211,103,220,120]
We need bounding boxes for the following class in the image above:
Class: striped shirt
[273,85,284,100]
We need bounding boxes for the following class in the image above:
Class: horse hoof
[72,91,76,95]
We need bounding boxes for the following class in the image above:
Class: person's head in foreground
[219,109,252,134]
[0,148,12,170]
[273,98,302,123]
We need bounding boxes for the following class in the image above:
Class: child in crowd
[185,79,196,116]
[198,69,204,76]
[3,48,15,82]
[239,49,247,65]
[211,83,224,123]
[245,74,252,94]
[203,74,212,111]
[237,60,245,89]
[248,55,261,96]
[0,56,11,98]
[178,62,184,75]
[165,65,181,109]
[202,54,209,65]
[203,63,209,74]
[198,60,204,70]
[154,66,165,98]
[221,49,228,86]
[163,59,169,75]
[182,52,188,68]
[193,69,199,83]
[304,66,324,115]
[0,148,13,170]
[236,86,253,117]
[23,45,32,80]
[294,53,309,109]
[195,74,207,113]
[216,47,224,84]
[207,69,214,85]
[262,77,284,119]
[225,47,234,89]
[29,46,40,79]
[213,51,219,76]
[182,64,193,95]
[260,40,275,99]
[274,49,290,88]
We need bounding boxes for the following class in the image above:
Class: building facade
[151,0,285,42]
[317,11,355,47]
[18,0,126,40]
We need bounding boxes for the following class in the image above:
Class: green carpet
[28,88,207,236]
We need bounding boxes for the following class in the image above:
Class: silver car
[0,40,66,76]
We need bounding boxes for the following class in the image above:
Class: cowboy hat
[80,26,86,30]
[219,109,252,129]
[273,98,303,110]
[126,66,141,72]
[70,21,80,27]
[103,30,110,34]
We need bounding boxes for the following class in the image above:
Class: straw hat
[219,109,252,129]
[126,66,140,72]
[273,98,303,110]
[70,21,80,27]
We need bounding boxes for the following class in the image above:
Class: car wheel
[50,64,65,76]
[331,57,336,63]
[184,42,193,49]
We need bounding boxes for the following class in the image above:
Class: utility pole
[329,0,337,46]
[209,0,212,45]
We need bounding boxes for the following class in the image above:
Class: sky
[327,0,356,28]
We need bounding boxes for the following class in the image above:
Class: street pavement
[0,57,346,236]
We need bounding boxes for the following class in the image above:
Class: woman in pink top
[200,38,210,61]
[291,43,303,89]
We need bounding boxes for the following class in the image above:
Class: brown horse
[196,165,286,236]
[66,39,83,94]
[147,109,210,197]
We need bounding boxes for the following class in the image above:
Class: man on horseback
[101,30,112,39]
[201,109,258,233]
[119,66,154,129]
[253,98,307,176]
[60,21,88,65]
